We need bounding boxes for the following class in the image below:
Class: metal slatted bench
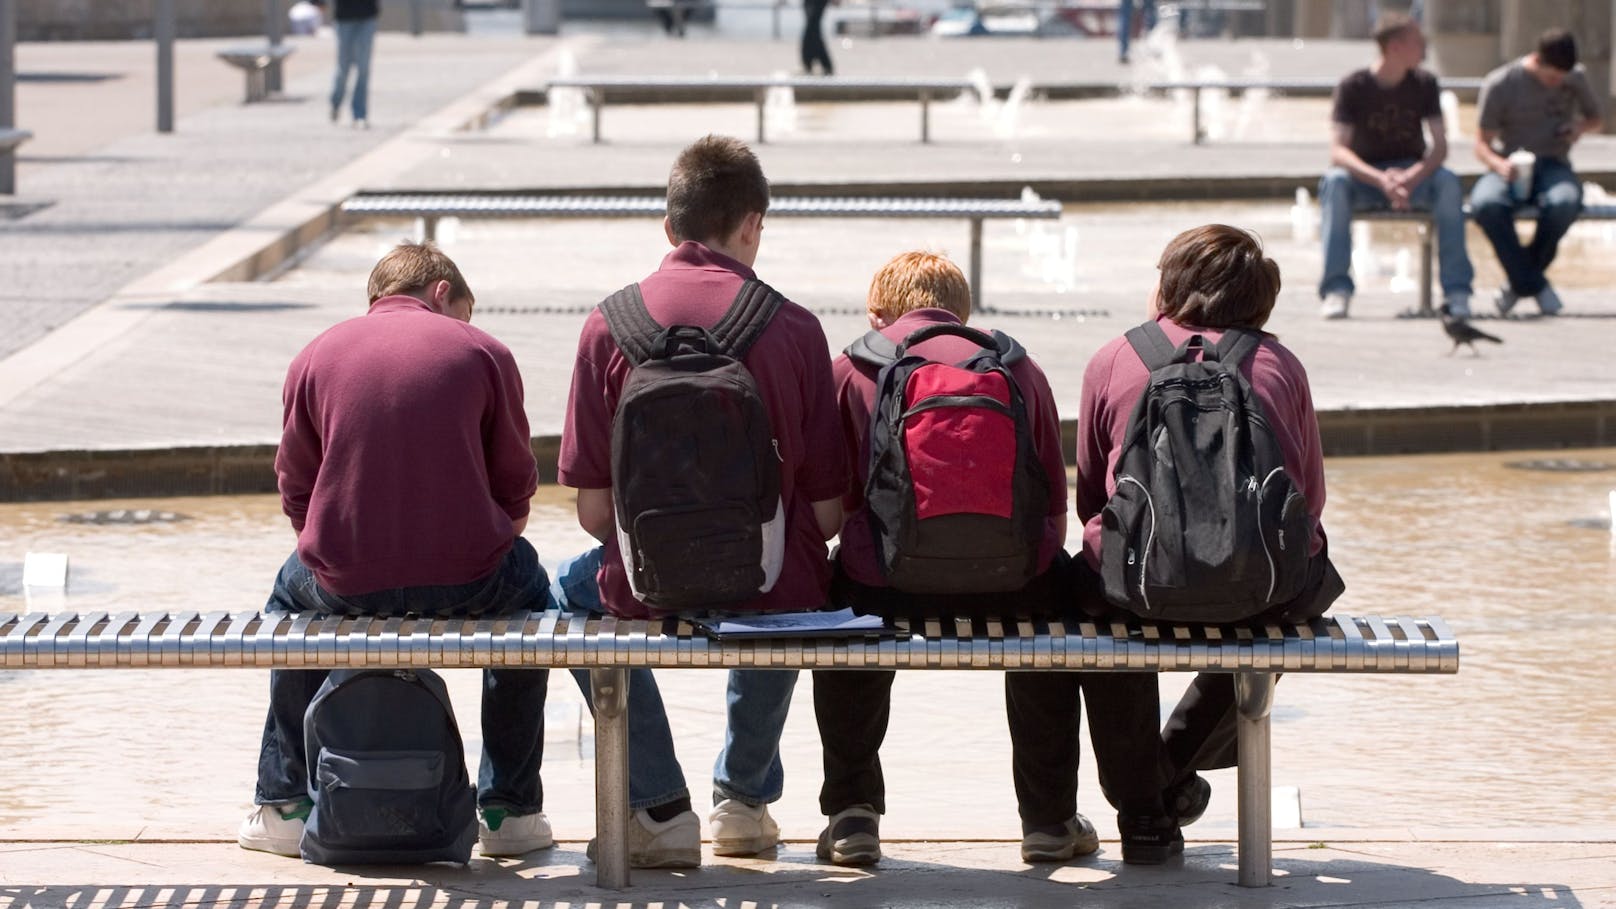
[216,44,297,103]
[1142,77,1484,145]
[543,76,977,144]
[1356,202,1616,316]
[0,609,1457,890]
[340,192,1062,307]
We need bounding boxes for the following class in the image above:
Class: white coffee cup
[1508,150,1536,201]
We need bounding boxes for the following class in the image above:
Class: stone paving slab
[1,840,1612,908]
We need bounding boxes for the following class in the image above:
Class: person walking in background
[1316,12,1472,320]
[1470,28,1604,318]
[802,0,834,76]
[1117,0,1156,64]
[331,0,379,127]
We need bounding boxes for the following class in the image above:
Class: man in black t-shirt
[1318,13,1473,320]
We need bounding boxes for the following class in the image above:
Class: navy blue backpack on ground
[1099,320,1314,623]
[300,668,477,865]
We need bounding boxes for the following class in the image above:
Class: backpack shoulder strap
[846,329,899,368]
[599,283,661,366]
[710,279,786,359]
[989,329,1026,366]
[1213,328,1263,369]
[1123,320,1183,372]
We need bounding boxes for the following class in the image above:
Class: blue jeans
[550,548,691,811]
[1318,162,1474,300]
[331,17,377,121]
[554,547,797,807]
[1469,157,1582,298]
[255,537,552,815]
[1117,0,1156,61]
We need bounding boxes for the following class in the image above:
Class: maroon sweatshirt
[276,295,537,595]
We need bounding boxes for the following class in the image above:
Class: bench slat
[0,610,1458,674]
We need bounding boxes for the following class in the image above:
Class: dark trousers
[1007,669,1166,826]
[255,538,552,815]
[812,668,894,815]
[1157,544,1343,785]
[801,0,832,74]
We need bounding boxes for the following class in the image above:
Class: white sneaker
[1537,285,1564,316]
[1442,293,1472,320]
[237,801,308,857]
[479,808,554,857]
[1320,291,1351,320]
[1494,286,1521,317]
[709,798,781,856]
[588,808,701,869]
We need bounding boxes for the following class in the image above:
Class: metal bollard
[156,0,175,133]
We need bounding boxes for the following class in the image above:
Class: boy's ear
[868,310,889,330]
[738,210,764,247]
[663,216,679,248]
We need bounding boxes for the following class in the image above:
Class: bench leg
[756,88,767,144]
[920,90,931,144]
[590,667,632,889]
[1,151,13,196]
[590,89,603,144]
[968,218,983,310]
[1192,86,1203,145]
[1235,670,1274,887]
[1419,221,1435,317]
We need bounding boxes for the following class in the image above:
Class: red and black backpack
[848,323,1048,594]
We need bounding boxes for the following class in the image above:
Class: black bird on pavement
[1438,303,1503,356]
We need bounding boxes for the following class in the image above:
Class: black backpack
[1100,321,1313,623]
[300,668,478,865]
[601,280,786,614]
[849,323,1048,594]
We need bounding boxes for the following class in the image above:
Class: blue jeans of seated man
[550,547,692,811]
[1318,161,1474,300]
[554,547,798,807]
[1469,157,1582,298]
[255,537,551,815]
[331,16,377,122]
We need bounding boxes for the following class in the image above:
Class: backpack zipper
[1117,474,1156,612]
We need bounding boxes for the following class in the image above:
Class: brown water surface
[1,450,1612,841]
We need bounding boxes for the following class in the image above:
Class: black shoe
[1166,773,1211,827]
[1118,815,1183,865]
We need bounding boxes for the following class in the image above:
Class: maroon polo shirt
[558,241,848,618]
[276,295,537,595]
[1075,315,1328,570]
[833,308,1069,587]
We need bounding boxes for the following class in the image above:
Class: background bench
[1357,202,1616,316]
[1,608,1458,890]
[340,192,1061,307]
[544,75,976,144]
[216,44,297,104]
[0,126,31,194]
[534,75,1485,146]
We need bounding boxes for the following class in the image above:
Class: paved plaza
[1,12,1614,908]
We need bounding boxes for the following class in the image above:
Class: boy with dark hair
[1076,225,1344,855]
[1471,28,1605,317]
[241,242,553,860]
[556,135,847,865]
[1317,12,1473,320]
[814,250,1167,866]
